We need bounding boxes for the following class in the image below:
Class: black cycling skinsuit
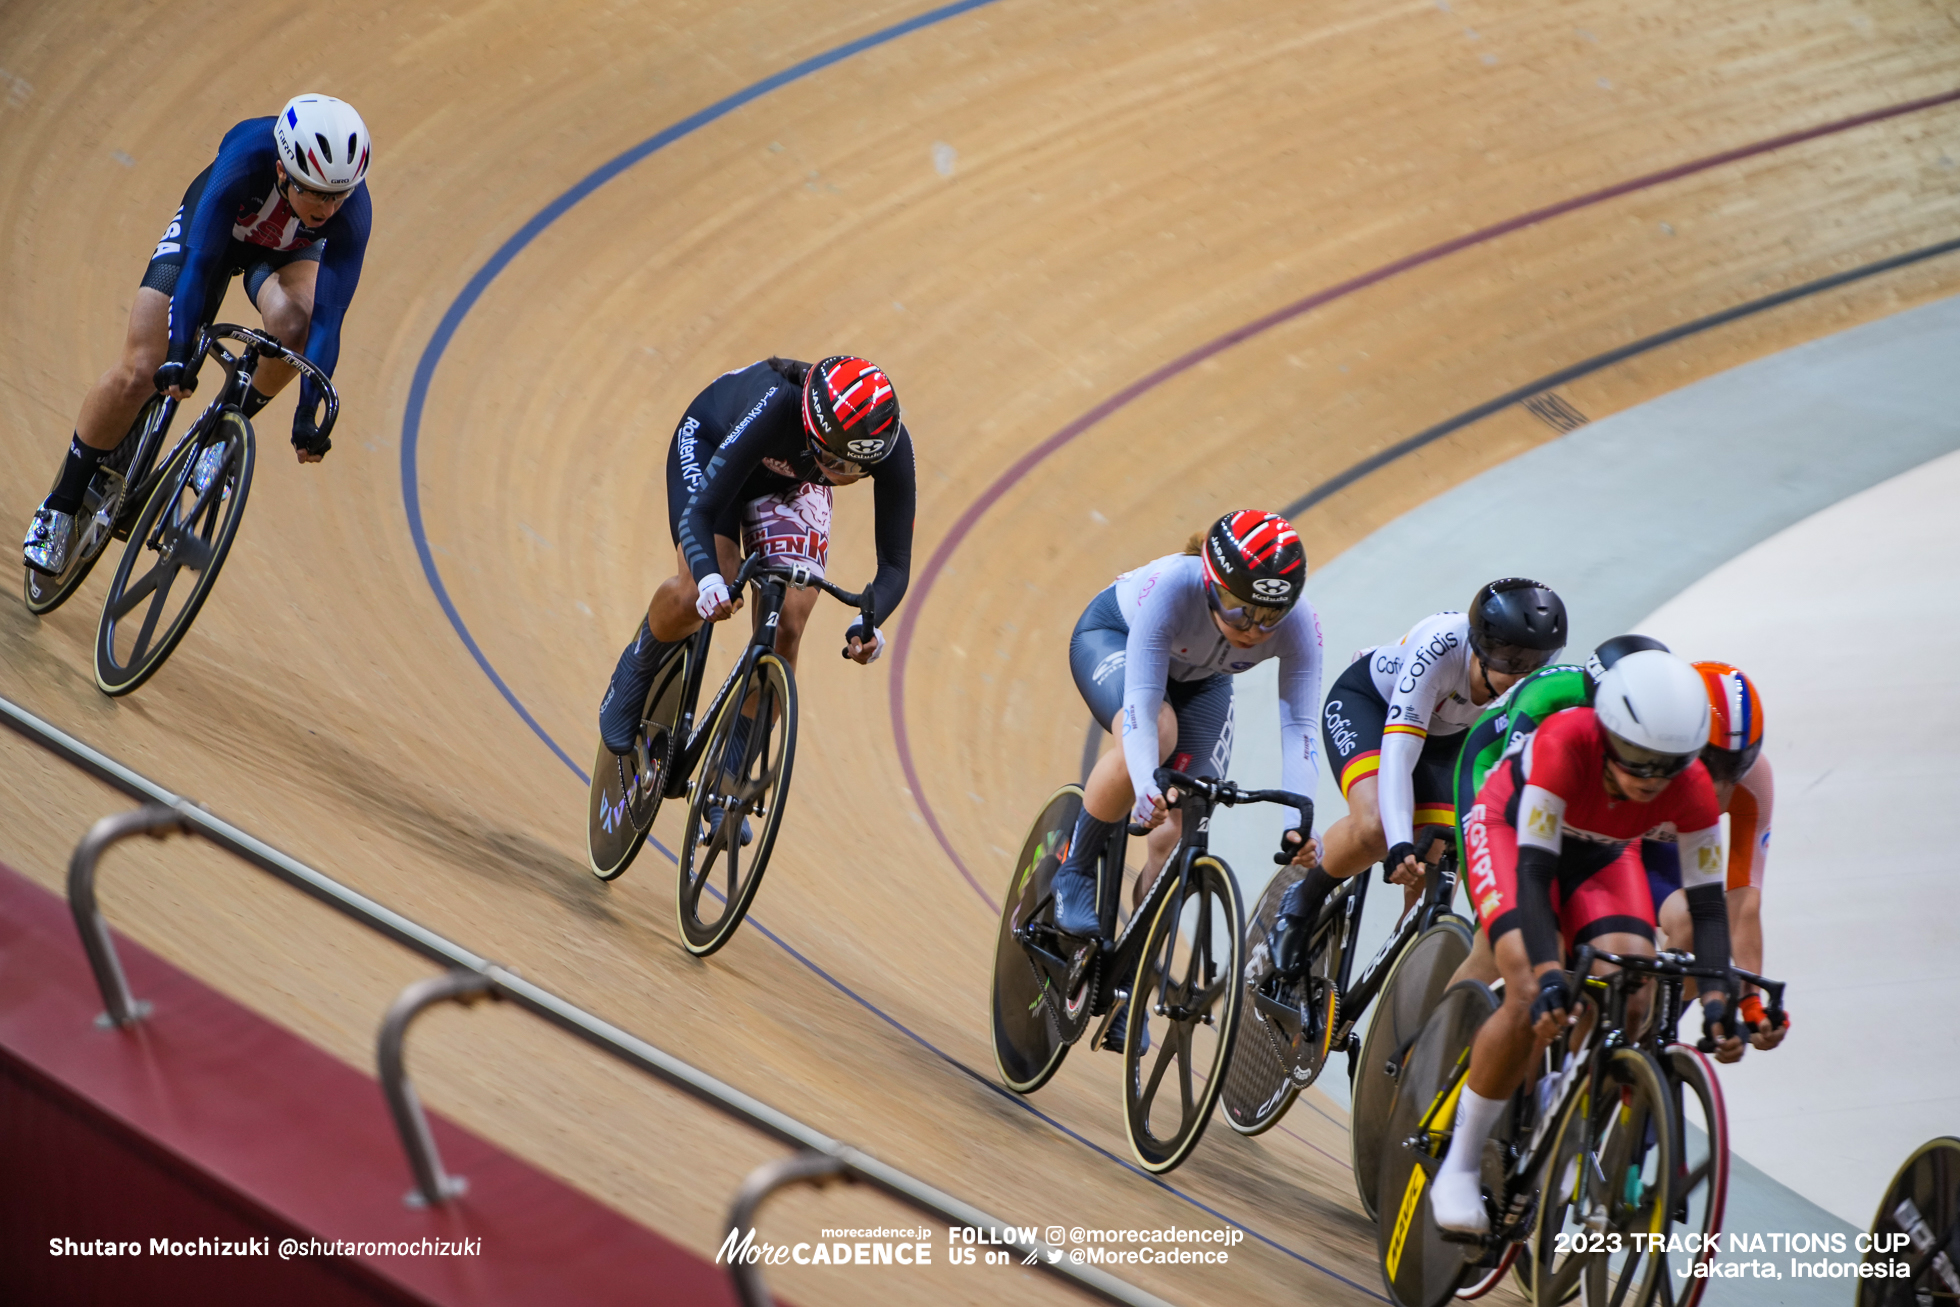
[667,357,916,625]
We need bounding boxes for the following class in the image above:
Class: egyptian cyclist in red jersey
[1647,660,1786,1050]
[1431,649,1743,1235]
[1049,511,1326,948]
[1267,579,1566,978]
[23,95,372,575]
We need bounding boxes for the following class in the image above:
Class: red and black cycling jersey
[1506,707,1723,880]
[673,358,915,624]
[1467,706,1727,967]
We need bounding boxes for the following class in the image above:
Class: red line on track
[890,86,1960,907]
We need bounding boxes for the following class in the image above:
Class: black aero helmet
[1201,510,1307,627]
[1467,577,1567,674]
[1584,634,1671,694]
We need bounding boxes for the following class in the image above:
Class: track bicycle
[1860,1136,1960,1307]
[991,765,1306,1173]
[24,323,338,696]
[1223,827,1474,1213]
[1379,945,1711,1307]
[584,551,874,957]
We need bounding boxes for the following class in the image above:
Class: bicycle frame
[662,553,873,801]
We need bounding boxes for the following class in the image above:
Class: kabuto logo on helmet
[846,439,886,459]
[1251,577,1292,601]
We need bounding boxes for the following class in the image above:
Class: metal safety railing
[0,693,1174,1307]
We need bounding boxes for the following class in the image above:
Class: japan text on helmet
[1592,649,1711,780]
[1201,510,1306,628]
[802,356,901,466]
[1467,577,1567,674]
[1694,661,1764,785]
[1583,634,1671,693]
[274,95,371,194]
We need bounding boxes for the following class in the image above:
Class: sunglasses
[1699,742,1761,786]
[810,445,865,479]
[282,173,346,205]
[1603,734,1698,780]
[1478,642,1561,676]
[1207,584,1290,632]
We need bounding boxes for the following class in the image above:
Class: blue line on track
[395,5,1386,1297]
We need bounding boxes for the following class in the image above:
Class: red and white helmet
[274,94,371,194]
[802,356,901,464]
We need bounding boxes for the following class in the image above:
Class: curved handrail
[0,691,1173,1307]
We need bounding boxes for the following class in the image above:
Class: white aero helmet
[274,94,371,193]
[1592,649,1711,779]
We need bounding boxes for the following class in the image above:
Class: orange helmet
[1693,661,1764,784]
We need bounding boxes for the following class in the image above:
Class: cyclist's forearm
[1684,883,1732,986]
[1375,729,1423,849]
[1514,845,1563,969]
[1726,885,1762,982]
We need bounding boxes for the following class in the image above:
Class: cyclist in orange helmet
[1642,660,1786,1050]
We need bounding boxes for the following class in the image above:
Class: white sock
[1440,1085,1506,1178]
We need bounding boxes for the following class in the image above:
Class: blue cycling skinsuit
[145,116,372,422]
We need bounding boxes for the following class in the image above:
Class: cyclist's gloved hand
[1700,994,1745,1063]
[1383,840,1419,885]
[843,621,885,664]
[154,359,198,397]
[1530,971,1572,1031]
[1739,994,1789,1051]
[291,411,331,460]
[695,574,732,620]
[1279,827,1319,868]
[1132,789,1169,831]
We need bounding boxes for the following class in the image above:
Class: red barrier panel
[0,861,739,1306]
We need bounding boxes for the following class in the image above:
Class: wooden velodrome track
[3,0,1958,1302]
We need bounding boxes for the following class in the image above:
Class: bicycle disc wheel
[1654,1044,1727,1307]
[1378,979,1499,1307]
[992,785,1098,1094]
[1222,864,1306,1134]
[586,642,690,880]
[1859,1136,1960,1307]
[675,652,796,956]
[1357,914,1475,1218]
[1123,853,1243,1174]
[23,396,171,617]
[1530,1047,1674,1307]
[94,412,254,696]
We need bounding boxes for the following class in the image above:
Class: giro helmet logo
[846,438,885,458]
[1251,577,1292,600]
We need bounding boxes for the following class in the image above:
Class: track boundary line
[888,86,1960,910]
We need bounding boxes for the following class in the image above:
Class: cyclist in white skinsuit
[1052,511,1327,943]
[1268,580,1567,978]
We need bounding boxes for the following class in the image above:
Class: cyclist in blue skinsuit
[23,94,373,576]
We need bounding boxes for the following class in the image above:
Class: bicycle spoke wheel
[991,786,1089,1094]
[1222,865,1305,1134]
[94,413,253,696]
[1859,1136,1960,1307]
[1378,979,1499,1307]
[1123,854,1242,1174]
[586,644,690,880]
[1356,914,1475,1218]
[24,396,171,617]
[675,652,795,956]
[1530,1048,1674,1307]
[1652,1045,1727,1307]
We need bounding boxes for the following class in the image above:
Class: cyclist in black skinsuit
[597,355,916,759]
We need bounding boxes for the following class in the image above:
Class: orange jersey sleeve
[1723,754,1773,891]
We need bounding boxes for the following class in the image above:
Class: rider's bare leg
[1079,702,1184,911]
[75,289,172,451]
[647,539,744,643]
[249,260,317,400]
